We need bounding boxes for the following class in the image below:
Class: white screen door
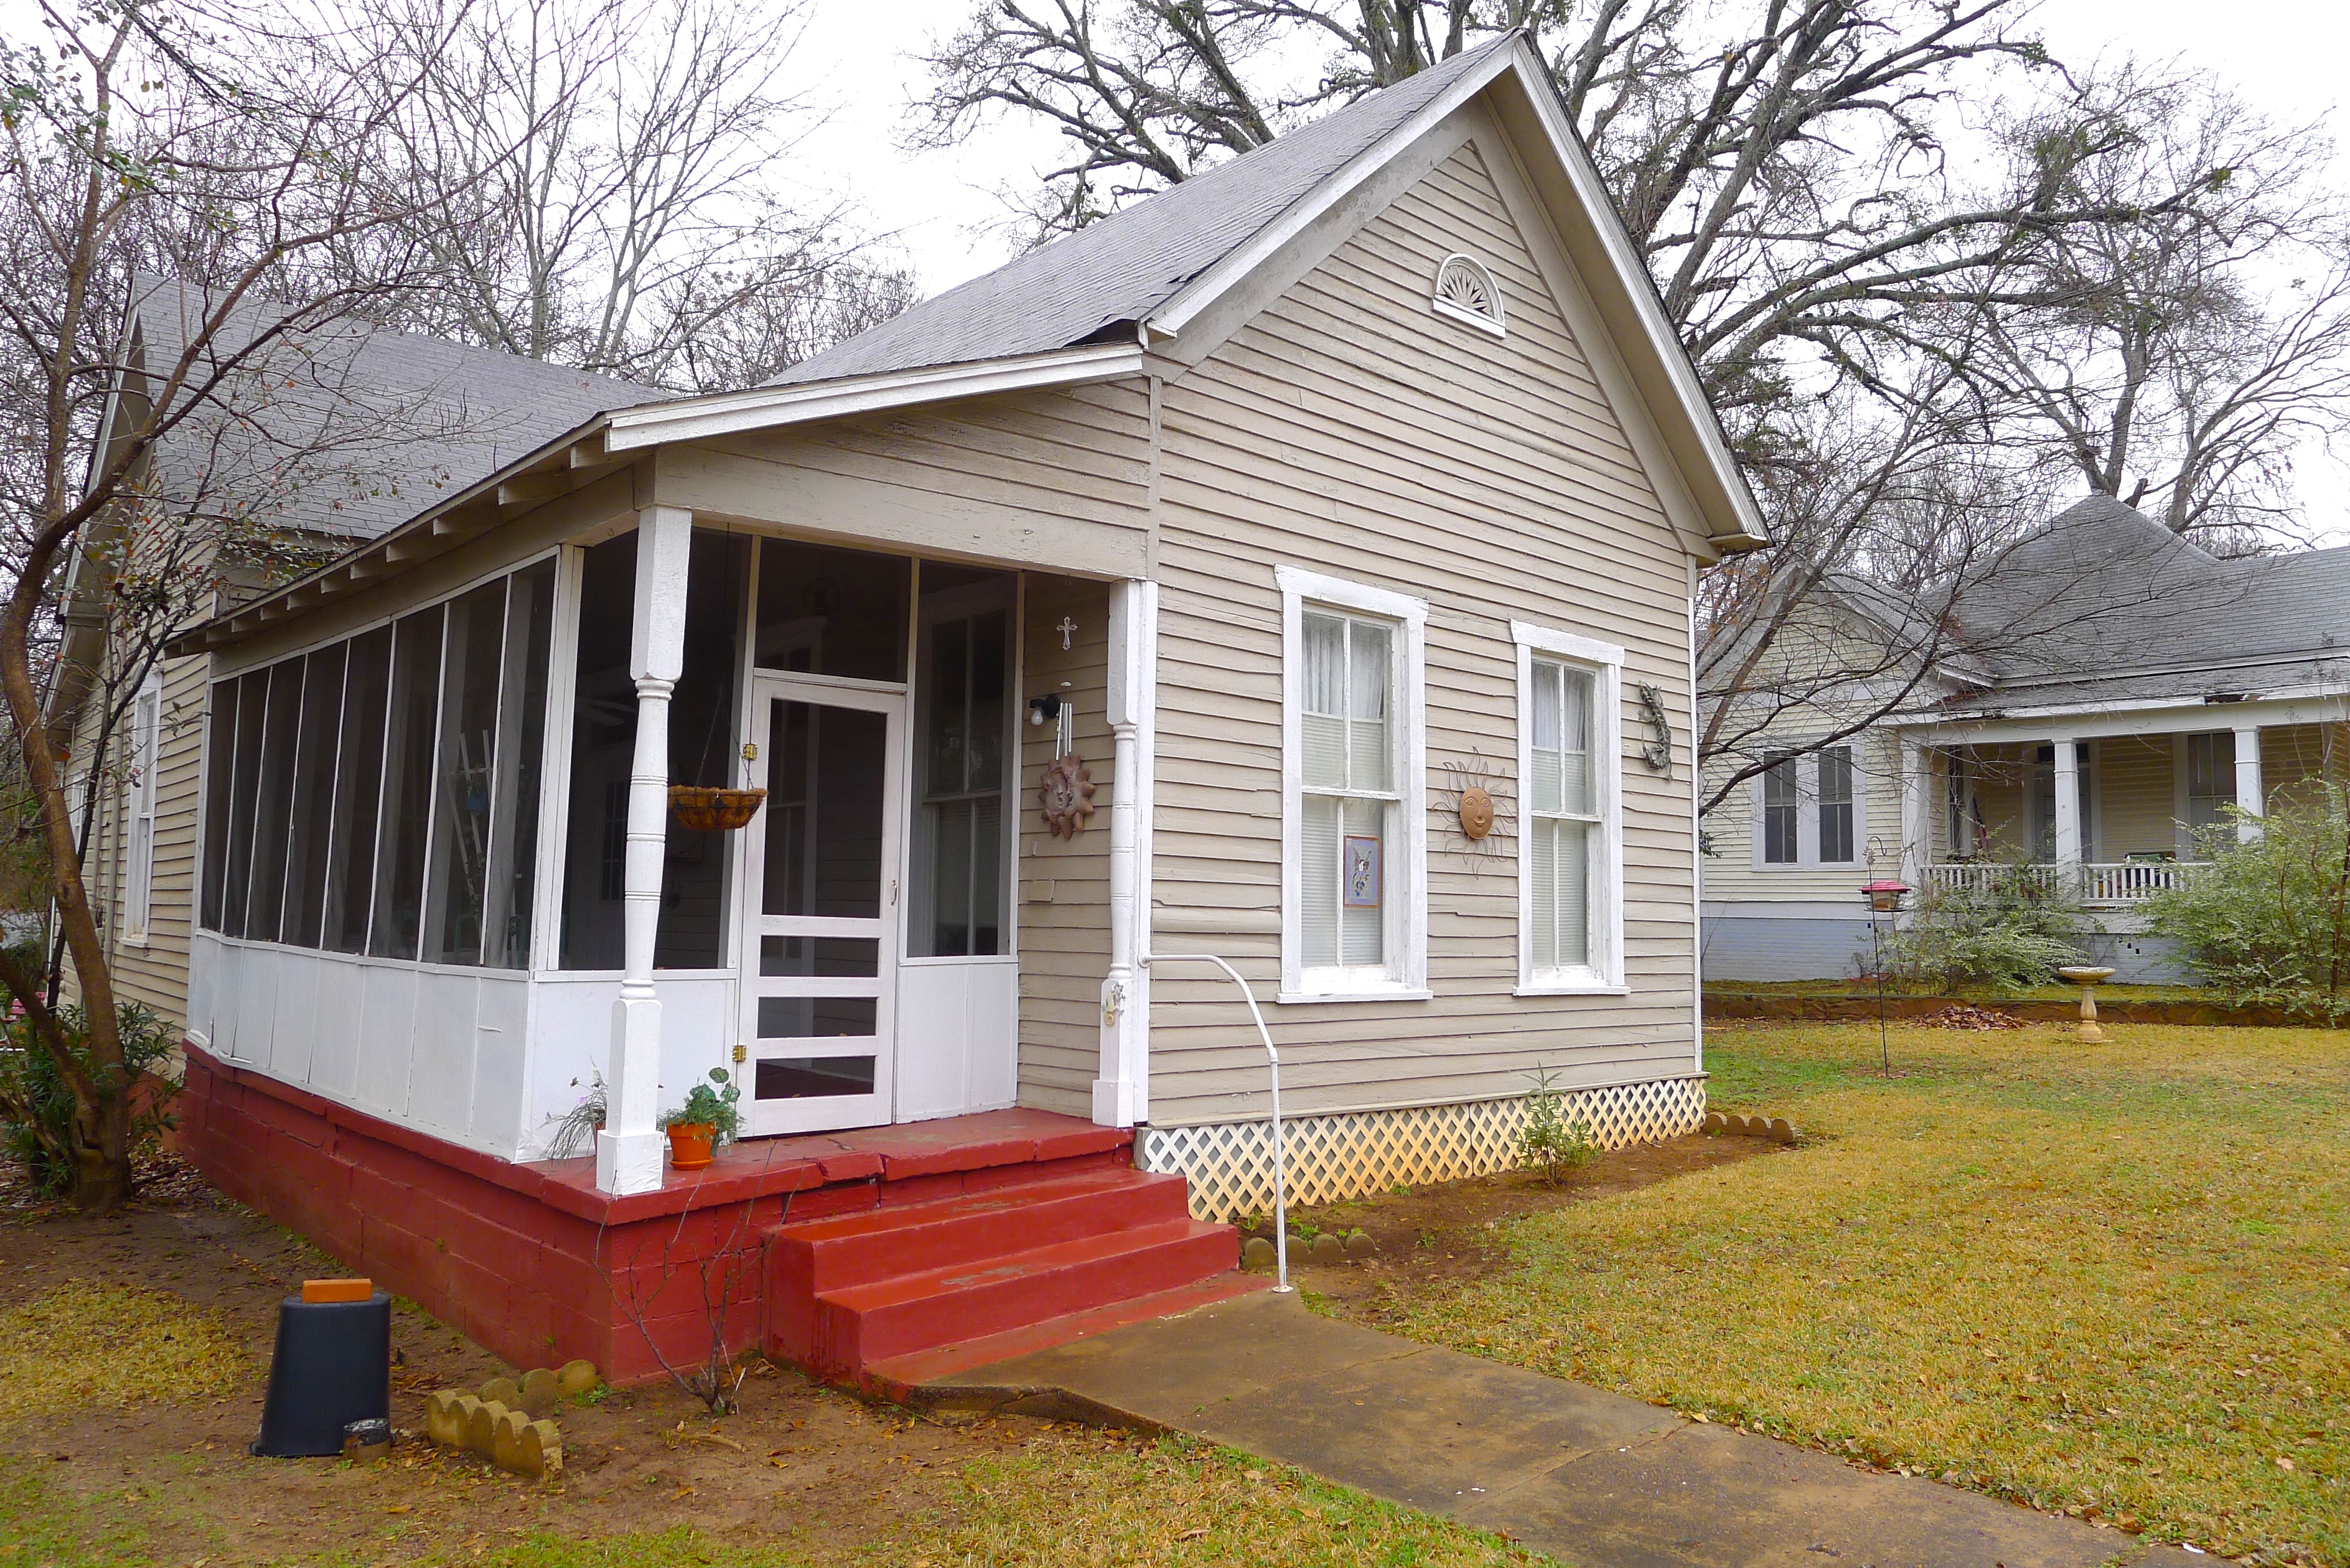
[736,674,904,1136]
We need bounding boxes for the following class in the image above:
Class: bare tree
[0,0,481,1210]
[1973,74,2350,548]
[357,0,914,391]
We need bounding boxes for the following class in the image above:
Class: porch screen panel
[323,627,393,953]
[199,679,239,931]
[482,561,555,969]
[754,538,908,681]
[219,669,269,937]
[910,592,1011,958]
[369,605,446,960]
[657,531,749,970]
[243,658,306,941]
[559,534,635,969]
[281,643,348,949]
[423,581,508,965]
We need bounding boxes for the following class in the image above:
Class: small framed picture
[1342,834,1382,908]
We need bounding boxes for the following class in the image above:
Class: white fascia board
[603,344,1148,452]
[1149,35,1768,556]
[1891,690,2348,741]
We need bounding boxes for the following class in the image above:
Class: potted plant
[659,1068,742,1170]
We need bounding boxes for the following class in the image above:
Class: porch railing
[1922,861,2211,906]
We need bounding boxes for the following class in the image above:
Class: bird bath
[2057,965,2117,1042]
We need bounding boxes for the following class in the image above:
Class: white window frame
[1749,744,1868,870]
[1511,622,1624,996]
[123,668,163,946]
[1277,566,1428,1003]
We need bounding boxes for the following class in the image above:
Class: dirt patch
[1249,1133,1777,1324]
[0,1156,1170,1566]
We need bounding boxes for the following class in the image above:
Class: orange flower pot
[665,1122,716,1170]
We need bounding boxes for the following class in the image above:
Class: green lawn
[1705,978,2201,1003]
[1375,1022,2350,1563]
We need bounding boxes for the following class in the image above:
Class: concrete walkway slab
[920,1289,2170,1568]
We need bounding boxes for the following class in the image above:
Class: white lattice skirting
[1137,1075,1708,1221]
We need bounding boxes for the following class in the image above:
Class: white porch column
[2233,724,2265,842]
[1093,579,1157,1128]
[1898,736,1929,883]
[2051,737,2083,876]
[596,505,694,1197]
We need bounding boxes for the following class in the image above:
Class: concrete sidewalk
[915,1289,2201,1568]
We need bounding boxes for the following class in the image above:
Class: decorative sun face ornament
[1457,785,1495,841]
[1039,752,1097,838]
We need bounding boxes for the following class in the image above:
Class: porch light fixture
[1858,879,1909,1081]
[1026,694,1062,727]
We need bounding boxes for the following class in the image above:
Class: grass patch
[0,1281,248,1418]
[1379,1024,2350,1564]
[1705,979,2202,1002]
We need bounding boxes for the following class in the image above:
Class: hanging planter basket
[667,785,767,833]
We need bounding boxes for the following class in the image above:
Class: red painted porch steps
[765,1164,1247,1386]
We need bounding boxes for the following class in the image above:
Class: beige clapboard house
[78,34,1767,1223]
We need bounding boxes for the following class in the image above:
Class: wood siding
[1017,577,1113,1116]
[1142,138,1701,1126]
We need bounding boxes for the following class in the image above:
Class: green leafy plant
[2148,787,2350,1020]
[657,1068,742,1143]
[1886,867,2086,993]
[546,1070,607,1159]
[1517,1064,1599,1185]
[0,999,179,1195]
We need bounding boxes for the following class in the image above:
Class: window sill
[1514,981,1629,998]
[1276,986,1435,1006]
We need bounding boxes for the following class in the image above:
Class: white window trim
[123,668,163,946]
[1276,566,1429,1004]
[1510,621,1625,996]
[1749,744,1868,870]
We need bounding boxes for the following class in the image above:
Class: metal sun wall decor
[1039,752,1097,838]
[1438,752,1514,869]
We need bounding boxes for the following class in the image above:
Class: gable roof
[766,40,1514,390]
[123,278,662,543]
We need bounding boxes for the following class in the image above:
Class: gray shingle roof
[766,35,1515,389]
[131,278,664,542]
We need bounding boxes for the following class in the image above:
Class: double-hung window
[1279,567,1426,1001]
[124,670,162,945]
[1512,622,1622,992]
[1754,745,1863,868]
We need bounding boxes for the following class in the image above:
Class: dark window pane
[281,645,347,949]
[910,587,1011,956]
[324,627,392,953]
[423,581,507,966]
[760,935,878,977]
[763,701,886,919]
[244,660,305,943]
[200,680,238,931]
[754,1055,877,1099]
[370,605,445,959]
[483,561,556,969]
[221,670,268,936]
[757,996,878,1037]
[1761,754,1799,865]
[561,536,635,969]
[755,538,907,681]
[655,531,749,969]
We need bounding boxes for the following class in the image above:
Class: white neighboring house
[1702,495,2350,982]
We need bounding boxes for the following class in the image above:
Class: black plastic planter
[249,1290,391,1458]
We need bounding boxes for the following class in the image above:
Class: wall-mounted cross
[1056,615,1077,651]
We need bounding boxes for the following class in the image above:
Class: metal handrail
[1140,950,1290,1293]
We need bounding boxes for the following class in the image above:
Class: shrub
[1886,867,2086,993]
[0,999,180,1193]
[1517,1064,1599,1185]
[2148,786,2350,1019]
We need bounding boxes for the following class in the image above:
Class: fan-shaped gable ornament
[1039,752,1097,838]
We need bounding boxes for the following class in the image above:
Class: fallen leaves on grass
[1375,1024,2350,1566]
[0,1280,248,1417]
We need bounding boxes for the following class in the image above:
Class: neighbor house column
[597,504,693,1197]
[1093,579,1157,1129]
[2233,724,2265,842]
[1898,735,1929,883]
[2051,737,2084,879]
